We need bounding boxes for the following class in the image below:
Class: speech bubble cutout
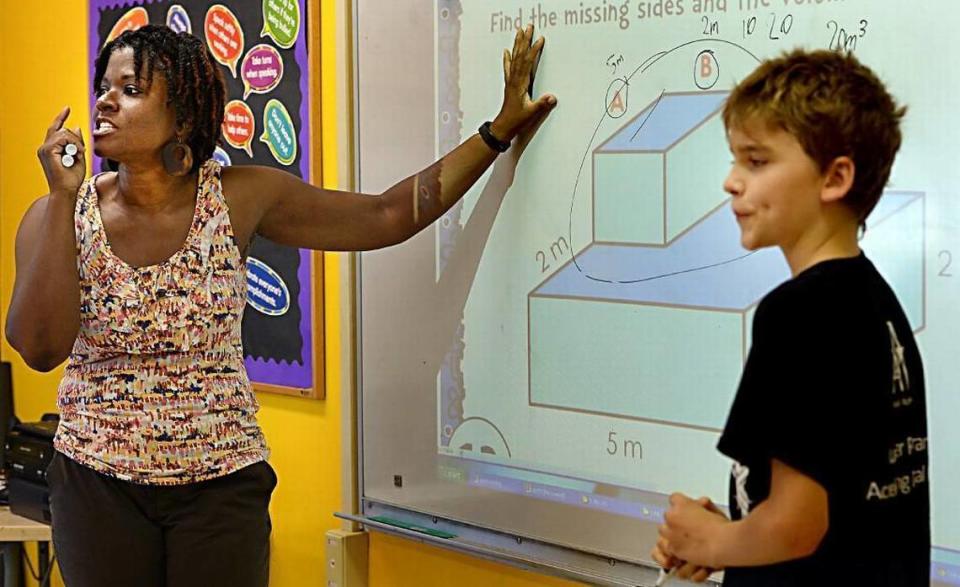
[246,257,291,316]
[205,4,245,78]
[260,99,297,166]
[166,5,192,34]
[105,7,149,45]
[213,146,232,167]
[223,100,256,158]
[261,0,301,49]
[240,44,284,100]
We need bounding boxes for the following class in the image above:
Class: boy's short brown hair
[723,49,907,227]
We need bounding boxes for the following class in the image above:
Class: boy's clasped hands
[653,493,728,583]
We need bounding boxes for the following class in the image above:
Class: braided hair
[93,24,226,173]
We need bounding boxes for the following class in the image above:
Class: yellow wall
[0,2,88,425]
[0,1,582,586]
[370,533,581,587]
[1,5,90,585]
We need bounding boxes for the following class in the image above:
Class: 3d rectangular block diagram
[593,91,730,246]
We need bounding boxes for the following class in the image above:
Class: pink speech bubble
[106,7,149,45]
[204,4,245,78]
[240,44,284,100]
[222,100,256,157]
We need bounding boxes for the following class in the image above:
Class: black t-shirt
[717,253,930,586]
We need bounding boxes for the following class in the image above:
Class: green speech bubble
[261,0,300,49]
[260,99,297,166]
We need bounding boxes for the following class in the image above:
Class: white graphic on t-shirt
[732,461,752,515]
[888,321,910,395]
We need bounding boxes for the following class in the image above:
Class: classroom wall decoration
[89,0,324,398]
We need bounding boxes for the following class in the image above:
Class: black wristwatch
[478,121,511,153]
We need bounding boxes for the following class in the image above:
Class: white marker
[655,567,678,587]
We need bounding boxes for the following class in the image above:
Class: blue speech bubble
[246,257,290,316]
[166,5,192,34]
[213,146,232,167]
[260,99,297,166]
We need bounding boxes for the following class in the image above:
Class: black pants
[47,452,277,587]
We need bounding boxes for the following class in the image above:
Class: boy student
[652,49,930,585]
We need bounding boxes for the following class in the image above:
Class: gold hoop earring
[162,136,194,176]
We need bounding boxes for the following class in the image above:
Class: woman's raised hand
[490,24,557,143]
[38,107,87,197]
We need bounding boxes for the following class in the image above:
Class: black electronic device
[4,415,58,523]
[5,420,57,483]
[0,362,14,471]
[7,477,51,523]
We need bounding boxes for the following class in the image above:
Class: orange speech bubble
[223,100,256,157]
[105,7,149,45]
[205,4,245,78]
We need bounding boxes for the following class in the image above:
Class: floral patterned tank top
[55,159,269,485]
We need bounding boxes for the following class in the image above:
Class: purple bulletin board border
[88,0,315,391]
